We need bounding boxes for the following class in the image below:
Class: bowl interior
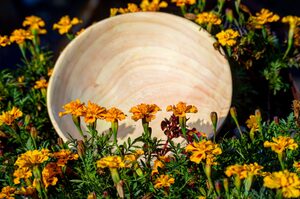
[47,12,232,142]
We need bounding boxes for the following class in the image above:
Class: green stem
[278,153,285,170]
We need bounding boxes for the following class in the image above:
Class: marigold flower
[282,16,300,31]
[129,103,161,122]
[225,163,263,179]
[15,149,50,168]
[151,159,165,175]
[0,107,23,126]
[53,15,82,35]
[166,102,197,118]
[34,79,48,89]
[171,0,196,7]
[110,8,119,17]
[0,35,11,47]
[42,162,62,188]
[47,68,54,76]
[185,140,222,165]
[264,136,298,154]
[249,9,280,29]
[154,174,175,189]
[10,29,33,45]
[0,186,16,199]
[246,115,259,132]
[22,15,47,34]
[13,167,32,184]
[82,101,106,124]
[118,3,140,14]
[14,186,35,196]
[294,162,300,172]
[53,149,79,167]
[216,29,239,46]
[59,99,85,117]
[76,28,85,36]
[264,170,300,198]
[97,156,125,169]
[140,0,168,12]
[103,107,126,123]
[196,12,222,25]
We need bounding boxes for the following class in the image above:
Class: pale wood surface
[47,12,232,142]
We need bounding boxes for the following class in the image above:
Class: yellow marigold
[13,167,32,184]
[15,149,50,168]
[53,15,82,35]
[249,9,280,29]
[110,8,119,17]
[10,29,33,45]
[0,107,23,126]
[154,174,175,189]
[294,28,300,47]
[59,99,85,117]
[17,76,24,83]
[282,16,300,31]
[42,162,62,188]
[195,12,222,25]
[185,140,222,165]
[47,68,54,77]
[34,79,48,89]
[129,103,161,122]
[216,29,239,46]
[264,136,298,154]
[0,35,11,47]
[103,107,126,123]
[53,149,79,167]
[76,28,85,36]
[140,0,168,12]
[118,3,140,14]
[135,149,145,156]
[97,156,125,169]
[294,162,300,172]
[171,0,196,7]
[22,15,47,34]
[246,115,259,132]
[123,154,137,168]
[82,101,106,124]
[166,101,198,117]
[226,163,264,179]
[264,170,300,198]
[0,186,16,199]
[151,159,165,175]
[14,186,35,196]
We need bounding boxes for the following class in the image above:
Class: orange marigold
[129,103,161,122]
[166,101,197,117]
[82,101,106,124]
[154,174,175,189]
[59,99,85,117]
[103,107,126,122]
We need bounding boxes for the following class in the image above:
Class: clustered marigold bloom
[53,15,82,35]
[53,149,79,167]
[225,163,264,179]
[97,156,125,169]
[15,149,50,168]
[171,0,196,7]
[0,35,11,47]
[264,136,298,154]
[216,29,240,46]
[129,103,161,122]
[249,8,280,29]
[34,79,48,89]
[59,99,85,117]
[154,174,175,189]
[0,106,23,126]
[294,162,300,172]
[264,170,300,198]
[0,186,16,199]
[185,139,222,165]
[22,15,47,34]
[195,12,222,25]
[166,101,198,117]
[140,0,168,12]
[42,162,62,188]
[82,101,106,124]
[13,167,33,184]
[103,107,126,123]
[14,186,35,196]
[151,156,170,175]
[10,29,33,45]
[246,115,259,132]
[282,16,300,32]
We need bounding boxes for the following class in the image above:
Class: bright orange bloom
[140,0,168,11]
[53,149,79,167]
[166,102,197,117]
[0,107,23,126]
[249,9,280,29]
[97,156,125,169]
[171,0,196,7]
[294,162,300,172]
[216,29,239,46]
[10,29,33,45]
[246,115,259,132]
[82,101,106,124]
[42,162,62,188]
[0,35,11,47]
[103,107,126,122]
[264,136,298,154]
[15,149,51,168]
[23,15,47,34]
[53,15,82,35]
[0,186,16,199]
[59,99,85,117]
[13,167,32,184]
[154,174,175,189]
[34,79,48,89]
[196,12,222,25]
[225,163,263,179]
[129,103,161,122]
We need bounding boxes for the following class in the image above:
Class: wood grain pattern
[47,12,232,142]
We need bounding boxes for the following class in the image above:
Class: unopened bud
[215,180,222,195]
[30,127,38,139]
[184,13,196,20]
[225,9,233,23]
[230,107,237,119]
[116,180,125,198]
[24,115,31,126]
[103,191,109,198]
[57,138,64,147]
[255,109,261,121]
[210,112,218,129]
[77,140,85,157]
[87,192,96,199]
[223,178,229,193]
[273,116,279,124]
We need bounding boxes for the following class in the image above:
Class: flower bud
[215,180,222,196]
[57,138,64,147]
[77,140,85,157]
[230,107,237,119]
[225,9,233,23]
[273,116,279,124]
[24,115,31,126]
[210,112,218,129]
[87,192,96,199]
[30,127,38,139]
[255,109,261,121]
[223,178,229,193]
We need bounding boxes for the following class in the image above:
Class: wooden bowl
[47,12,232,142]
